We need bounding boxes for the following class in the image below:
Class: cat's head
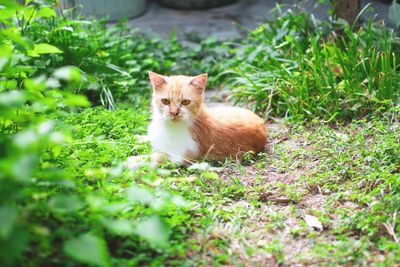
[149,71,207,122]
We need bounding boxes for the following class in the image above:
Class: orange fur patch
[189,107,267,161]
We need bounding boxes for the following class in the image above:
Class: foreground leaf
[63,233,110,267]
[101,218,134,236]
[0,206,17,239]
[48,195,83,213]
[53,66,82,82]
[136,216,170,248]
[33,43,63,54]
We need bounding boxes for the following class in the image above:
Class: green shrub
[0,2,192,266]
[6,1,230,109]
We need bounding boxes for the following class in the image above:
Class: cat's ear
[189,74,207,94]
[149,71,167,91]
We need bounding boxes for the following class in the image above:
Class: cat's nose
[169,109,180,117]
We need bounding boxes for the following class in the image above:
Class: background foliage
[225,7,400,121]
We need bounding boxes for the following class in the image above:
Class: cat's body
[147,72,267,165]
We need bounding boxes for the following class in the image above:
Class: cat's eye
[181,99,191,106]
[161,98,170,105]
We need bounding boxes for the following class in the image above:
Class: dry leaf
[304,214,323,231]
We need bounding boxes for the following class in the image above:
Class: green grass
[225,7,400,121]
[63,105,400,266]
[1,101,399,266]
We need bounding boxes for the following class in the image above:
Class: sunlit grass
[227,9,400,121]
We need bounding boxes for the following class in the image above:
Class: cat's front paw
[125,155,152,170]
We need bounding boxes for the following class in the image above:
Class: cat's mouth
[170,116,183,122]
[169,113,190,122]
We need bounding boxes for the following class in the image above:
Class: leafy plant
[6,1,231,110]
[0,2,192,266]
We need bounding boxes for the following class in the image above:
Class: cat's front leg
[151,151,168,166]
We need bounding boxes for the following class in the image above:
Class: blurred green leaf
[136,216,170,248]
[48,195,84,213]
[0,229,28,266]
[86,194,106,210]
[100,202,131,214]
[0,29,30,49]
[53,66,82,82]
[127,186,154,205]
[0,0,22,21]
[12,154,37,181]
[0,91,24,107]
[63,94,90,107]
[0,80,17,91]
[0,206,17,240]
[101,218,134,236]
[63,233,110,267]
[33,43,63,54]
[37,7,56,18]
[13,129,37,149]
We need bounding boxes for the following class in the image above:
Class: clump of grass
[226,7,400,121]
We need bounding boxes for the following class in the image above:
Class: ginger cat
[148,71,267,165]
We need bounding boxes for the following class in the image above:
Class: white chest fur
[148,118,198,163]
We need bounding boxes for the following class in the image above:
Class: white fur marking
[148,117,197,163]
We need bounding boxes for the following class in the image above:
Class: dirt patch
[213,120,305,186]
[183,92,344,266]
